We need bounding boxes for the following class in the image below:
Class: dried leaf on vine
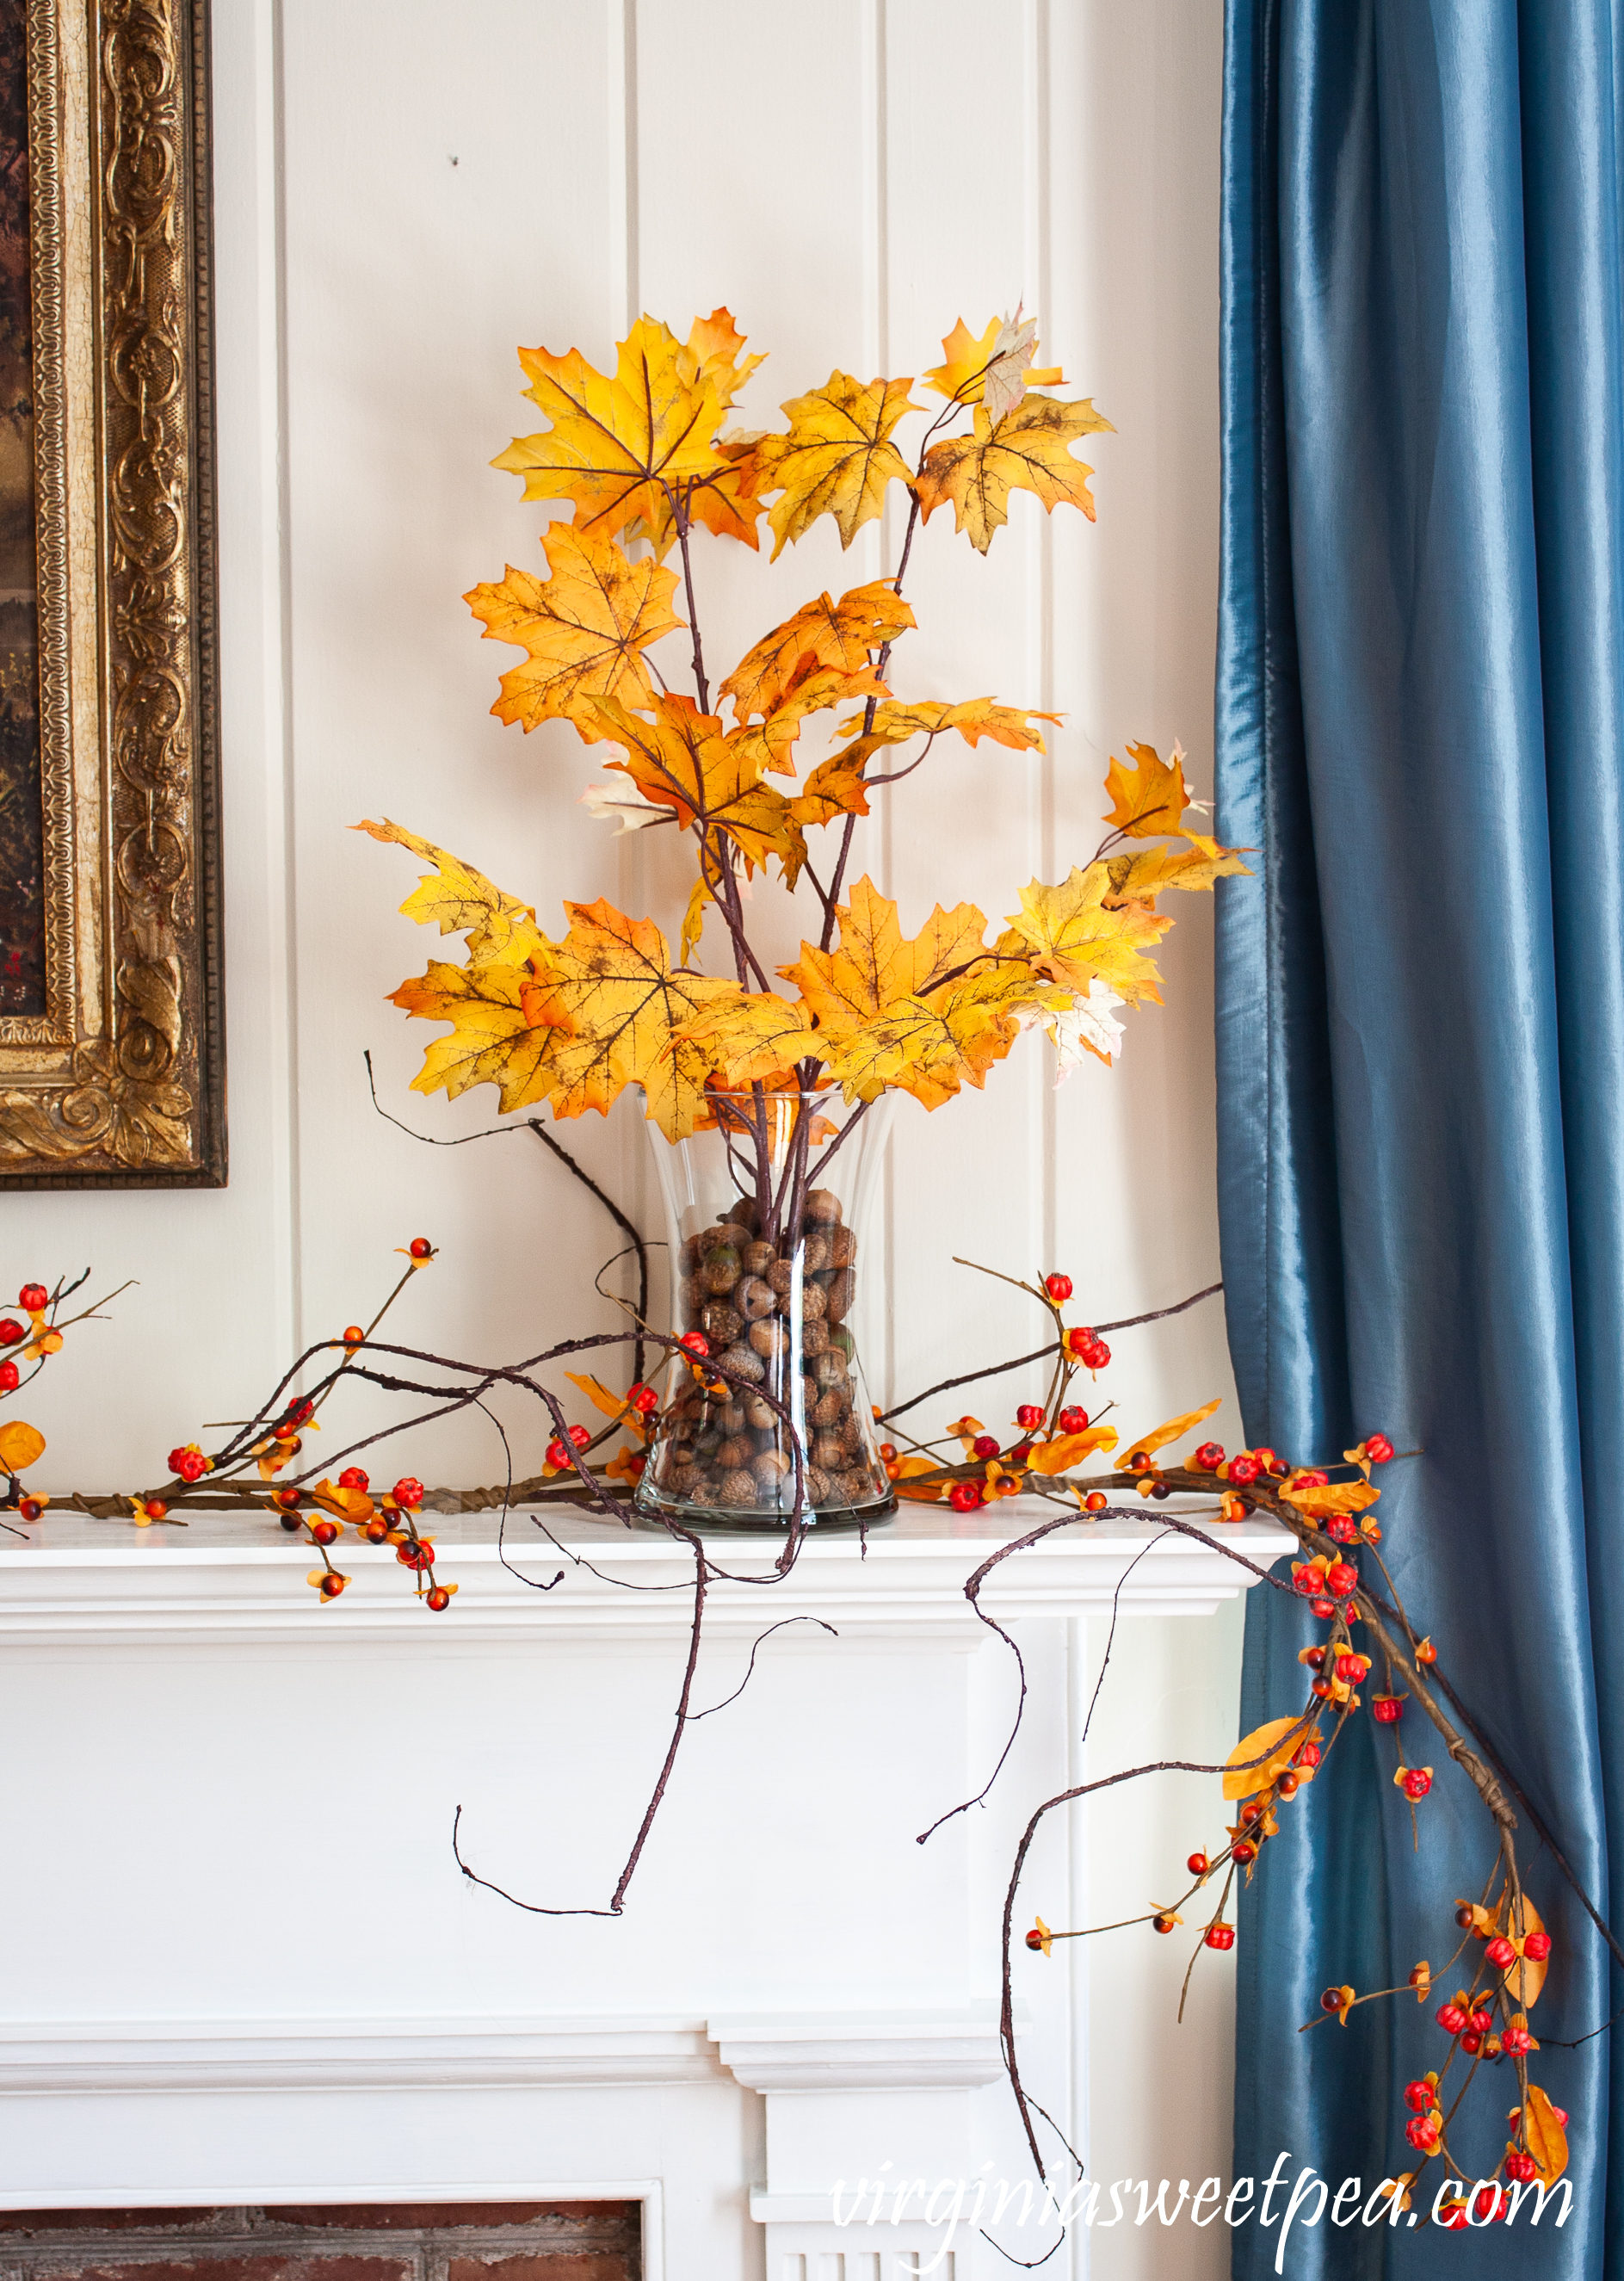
[1224,1715,1316,1802]
[1120,1397,1223,1459]
[493,315,732,547]
[913,393,1113,553]
[1460,1895,1552,2010]
[744,373,917,557]
[0,1419,44,1471]
[1281,1476,1380,1520]
[1522,2085,1569,2184]
[1001,865,1174,1005]
[892,1453,953,1502]
[1026,1423,1119,1474]
[720,581,915,724]
[922,314,1063,411]
[464,526,683,739]
[565,1371,643,1432]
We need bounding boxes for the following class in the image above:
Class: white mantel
[0,1503,1284,2277]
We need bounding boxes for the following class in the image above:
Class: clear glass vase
[635,1088,898,1531]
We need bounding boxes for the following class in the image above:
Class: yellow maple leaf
[922,315,1063,405]
[594,693,806,881]
[913,393,1114,553]
[0,1419,45,1472]
[1102,842,1252,903]
[744,372,918,558]
[727,660,891,780]
[1003,866,1175,1005]
[390,957,571,1113]
[1119,1398,1224,1459]
[834,695,1061,755]
[1102,742,1196,838]
[493,315,730,546]
[1224,1715,1316,1801]
[677,306,765,410]
[676,989,816,1089]
[633,310,769,548]
[819,965,1047,1108]
[720,581,916,725]
[782,876,993,1030]
[540,899,739,1141]
[788,746,874,830]
[356,819,548,967]
[463,526,683,741]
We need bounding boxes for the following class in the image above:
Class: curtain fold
[1218,2,1624,2270]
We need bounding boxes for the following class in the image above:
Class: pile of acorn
[645,1187,890,1515]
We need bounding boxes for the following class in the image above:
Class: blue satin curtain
[1218,2,1624,2271]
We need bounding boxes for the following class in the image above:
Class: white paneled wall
[9,3,1238,2268]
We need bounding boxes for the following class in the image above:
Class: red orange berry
[1059,1406,1089,1434]
[343,1326,364,1347]
[1192,1441,1225,1471]
[392,1477,424,1509]
[409,1238,433,1259]
[1227,1453,1261,1485]
[1485,1936,1516,1969]
[338,1467,369,1492]
[972,1434,1000,1460]
[1016,1404,1044,1431]
[1205,1922,1235,1951]
[17,1283,46,1313]
[629,1382,659,1414]
[1504,2152,1537,2184]
[1403,2080,1432,2112]
[1187,1851,1208,1876]
[1436,2002,1467,2035]
[0,1361,17,1392]
[318,1571,347,1599]
[311,1519,339,1546]
[0,1320,23,1346]
[1524,1930,1553,1961]
[1400,1767,1433,1800]
[426,1586,452,1611]
[1365,1432,1395,1463]
[1084,1490,1108,1511]
[948,1480,983,1512]
[1044,1273,1073,1303]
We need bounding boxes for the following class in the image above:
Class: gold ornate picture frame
[0,0,222,1184]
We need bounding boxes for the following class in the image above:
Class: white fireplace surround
[0,1504,1281,2278]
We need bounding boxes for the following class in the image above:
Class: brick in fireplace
[0,2204,639,2281]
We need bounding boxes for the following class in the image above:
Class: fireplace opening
[0,2204,641,2281]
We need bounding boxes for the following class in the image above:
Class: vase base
[632,1491,898,1536]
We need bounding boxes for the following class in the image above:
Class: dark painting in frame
[0,0,223,1185]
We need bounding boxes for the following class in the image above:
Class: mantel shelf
[0,1499,1289,1639]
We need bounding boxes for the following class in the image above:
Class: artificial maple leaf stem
[672,485,712,713]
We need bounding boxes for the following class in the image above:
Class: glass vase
[635,1088,898,1531]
